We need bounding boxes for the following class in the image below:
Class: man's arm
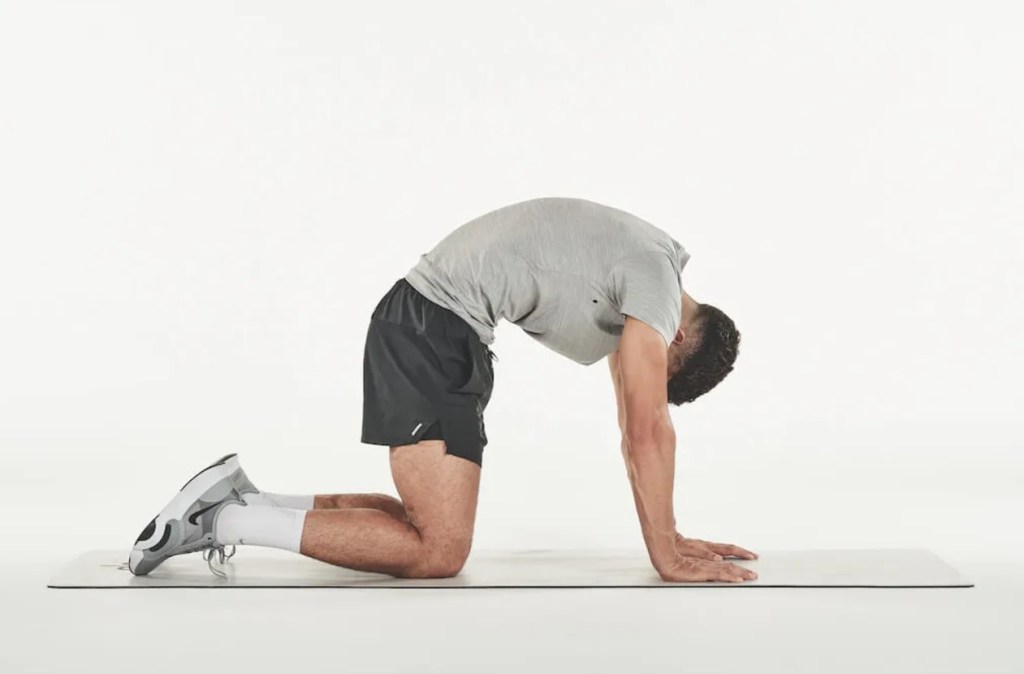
[613,317,679,575]
[610,318,757,582]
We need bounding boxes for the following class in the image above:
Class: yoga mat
[48,548,972,588]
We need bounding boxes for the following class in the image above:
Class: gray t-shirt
[404,197,690,366]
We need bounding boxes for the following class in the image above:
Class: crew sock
[215,503,307,552]
[242,491,316,510]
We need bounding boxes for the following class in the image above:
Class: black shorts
[361,278,496,466]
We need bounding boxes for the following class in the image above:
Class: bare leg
[300,439,480,578]
[312,493,409,522]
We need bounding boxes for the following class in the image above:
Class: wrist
[648,533,677,571]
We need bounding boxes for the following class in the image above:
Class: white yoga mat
[48,548,972,588]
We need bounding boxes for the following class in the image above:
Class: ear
[672,327,686,345]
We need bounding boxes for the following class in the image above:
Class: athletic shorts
[360,277,497,467]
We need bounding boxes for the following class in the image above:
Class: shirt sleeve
[610,250,683,348]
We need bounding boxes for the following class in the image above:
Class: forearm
[621,422,677,573]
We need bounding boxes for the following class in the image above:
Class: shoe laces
[202,544,237,578]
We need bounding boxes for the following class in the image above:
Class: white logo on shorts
[411,422,423,435]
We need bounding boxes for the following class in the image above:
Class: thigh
[389,439,481,550]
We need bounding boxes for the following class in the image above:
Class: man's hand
[657,553,758,583]
[674,533,759,562]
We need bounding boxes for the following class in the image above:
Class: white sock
[242,491,316,510]
[215,503,307,553]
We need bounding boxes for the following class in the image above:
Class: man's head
[666,295,740,405]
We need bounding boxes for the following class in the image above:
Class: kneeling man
[129,196,758,583]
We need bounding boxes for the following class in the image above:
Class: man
[129,196,758,583]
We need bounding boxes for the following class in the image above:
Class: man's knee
[400,536,472,579]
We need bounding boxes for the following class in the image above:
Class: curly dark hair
[667,303,740,405]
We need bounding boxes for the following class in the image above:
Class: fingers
[675,541,722,561]
[666,557,758,583]
[711,560,758,582]
[696,540,759,560]
[733,562,758,581]
[714,544,758,560]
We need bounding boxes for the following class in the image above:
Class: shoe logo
[188,502,220,525]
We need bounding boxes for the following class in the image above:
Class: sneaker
[129,457,248,577]
[179,452,260,498]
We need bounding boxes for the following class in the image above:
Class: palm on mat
[667,534,760,583]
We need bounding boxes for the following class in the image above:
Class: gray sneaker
[129,455,251,577]
[226,455,260,497]
[179,452,260,498]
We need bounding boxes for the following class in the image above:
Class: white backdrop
[1,1,1021,566]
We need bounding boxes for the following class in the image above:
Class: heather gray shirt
[404,197,691,366]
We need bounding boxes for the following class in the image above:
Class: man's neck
[681,291,699,324]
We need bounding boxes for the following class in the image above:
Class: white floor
[2,550,1022,674]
